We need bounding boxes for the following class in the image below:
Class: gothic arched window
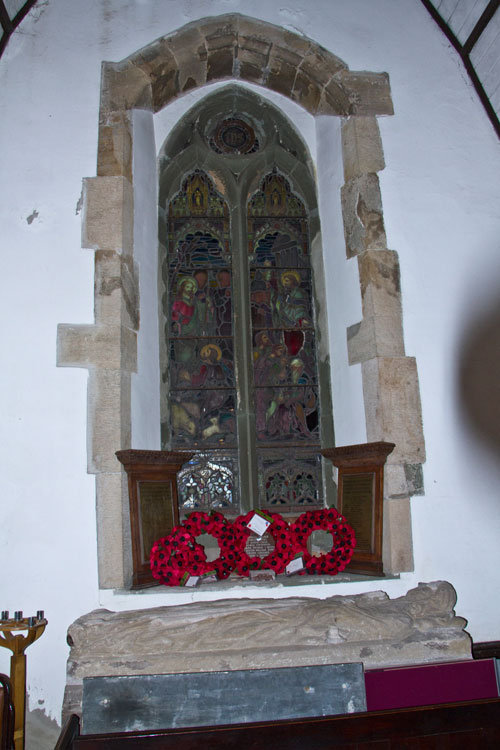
[160,91,335,525]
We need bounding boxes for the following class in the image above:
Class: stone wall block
[362,357,426,465]
[132,38,180,112]
[201,15,239,44]
[317,78,351,115]
[291,69,322,113]
[57,324,137,372]
[267,43,303,69]
[342,116,385,181]
[384,463,409,499]
[94,250,139,331]
[336,70,394,116]
[206,45,236,82]
[405,462,425,495]
[347,319,375,364]
[95,471,128,589]
[238,17,310,58]
[97,111,133,179]
[341,174,386,258]
[237,34,271,84]
[383,497,414,573]
[100,62,152,114]
[358,249,402,321]
[88,369,131,474]
[300,45,346,86]
[166,29,208,101]
[265,51,297,99]
[203,21,238,81]
[82,177,133,254]
[347,313,405,364]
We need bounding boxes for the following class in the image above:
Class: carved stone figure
[63,582,471,721]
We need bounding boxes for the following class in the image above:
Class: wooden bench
[56,698,500,749]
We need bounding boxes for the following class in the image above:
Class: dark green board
[82,663,366,734]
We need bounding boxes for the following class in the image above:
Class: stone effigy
[63,581,471,720]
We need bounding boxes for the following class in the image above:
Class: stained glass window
[164,163,330,517]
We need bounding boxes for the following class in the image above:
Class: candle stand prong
[0,614,47,750]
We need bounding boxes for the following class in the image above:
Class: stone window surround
[56,14,425,590]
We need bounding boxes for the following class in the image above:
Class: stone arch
[57,14,424,589]
[99,14,393,120]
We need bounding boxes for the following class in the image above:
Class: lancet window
[248,173,323,511]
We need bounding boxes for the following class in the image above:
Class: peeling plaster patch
[26,209,39,225]
[75,193,83,215]
[30,0,50,23]
[280,7,309,34]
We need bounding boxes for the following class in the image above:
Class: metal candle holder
[0,611,47,750]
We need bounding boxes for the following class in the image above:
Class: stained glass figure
[167,172,236,452]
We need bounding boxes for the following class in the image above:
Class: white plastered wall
[0,0,499,724]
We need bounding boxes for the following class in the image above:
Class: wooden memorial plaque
[116,450,194,588]
[322,442,394,576]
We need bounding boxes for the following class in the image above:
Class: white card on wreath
[286,555,304,575]
[247,511,271,536]
[181,574,199,587]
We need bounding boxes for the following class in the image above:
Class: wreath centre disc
[244,532,275,560]
[307,529,335,557]
[194,532,221,562]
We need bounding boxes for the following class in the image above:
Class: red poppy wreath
[150,511,238,586]
[232,511,294,576]
[290,508,356,575]
[181,510,239,579]
[150,526,204,586]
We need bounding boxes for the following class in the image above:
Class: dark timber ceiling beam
[463,0,500,55]
[420,0,500,140]
[0,0,38,58]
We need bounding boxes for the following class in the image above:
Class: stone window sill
[103,571,399,599]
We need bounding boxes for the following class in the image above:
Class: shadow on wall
[458,296,500,460]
